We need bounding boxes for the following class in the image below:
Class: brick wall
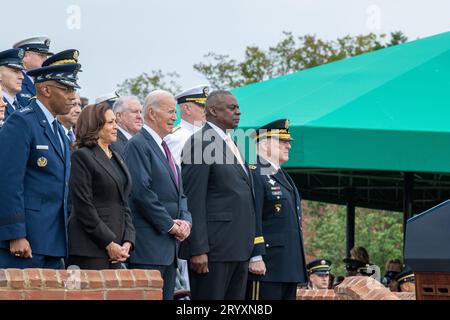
[297,276,416,300]
[0,269,163,300]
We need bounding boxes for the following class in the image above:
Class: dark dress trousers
[180,123,256,300]
[68,145,135,269]
[246,156,307,300]
[123,127,192,300]
[110,129,128,155]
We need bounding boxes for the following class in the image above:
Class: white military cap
[13,36,53,55]
[95,92,120,106]
[175,84,211,106]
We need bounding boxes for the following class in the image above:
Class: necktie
[161,140,179,187]
[225,136,248,175]
[13,100,20,110]
[67,129,75,144]
[52,120,63,155]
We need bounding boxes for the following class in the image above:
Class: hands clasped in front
[169,219,191,241]
[106,241,132,263]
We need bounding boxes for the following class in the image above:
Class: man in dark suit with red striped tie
[123,89,192,300]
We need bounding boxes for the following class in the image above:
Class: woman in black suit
[68,102,135,269]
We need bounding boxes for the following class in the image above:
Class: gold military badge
[37,157,48,167]
[274,204,282,213]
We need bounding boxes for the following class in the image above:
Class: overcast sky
[1,0,449,101]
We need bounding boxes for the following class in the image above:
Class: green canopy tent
[232,31,450,256]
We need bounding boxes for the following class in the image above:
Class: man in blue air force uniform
[0,49,25,120]
[13,36,53,107]
[0,51,82,269]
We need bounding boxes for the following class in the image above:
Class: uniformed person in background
[0,52,82,268]
[306,259,332,289]
[95,91,120,107]
[0,84,6,128]
[246,119,307,300]
[0,49,25,120]
[165,84,209,165]
[394,268,415,293]
[13,36,53,106]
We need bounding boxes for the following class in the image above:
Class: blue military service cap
[252,118,293,142]
[175,84,210,106]
[42,49,79,67]
[0,48,25,70]
[13,35,53,55]
[27,50,82,89]
[307,259,332,275]
[394,268,415,285]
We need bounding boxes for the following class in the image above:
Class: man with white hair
[123,90,192,300]
[110,96,143,155]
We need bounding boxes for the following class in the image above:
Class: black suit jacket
[110,129,128,155]
[180,123,256,262]
[123,127,192,266]
[68,145,135,258]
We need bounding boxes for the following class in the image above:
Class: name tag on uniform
[36,145,49,150]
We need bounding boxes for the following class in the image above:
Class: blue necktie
[52,120,63,155]
[67,129,75,144]
[13,100,20,110]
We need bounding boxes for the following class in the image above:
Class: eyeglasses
[47,84,76,94]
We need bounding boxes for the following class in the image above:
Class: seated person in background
[382,259,403,291]
[394,268,415,293]
[343,258,366,277]
[350,246,370,265]
[306,259,331,289]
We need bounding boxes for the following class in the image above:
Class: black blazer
[68,145,135,258]
[110,129,128,155]
[180,123,256,262]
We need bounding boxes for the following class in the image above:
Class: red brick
[41,269,61,288]
[8,269,26,289]
[106,289,145,300]
[65,290,104,300]
[102,270,119,288]
[116,269,134,287]
[84,270,104,289]
[395,292,416,300]
[24,269,42,289]
[0,270,7,288]
[131,269,150,287]
[146,270,163,288]
[24,290,65,300]
[144,289,163,300]
[0,290,23,300]
[58,269,86,290]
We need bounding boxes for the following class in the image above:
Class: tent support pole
[403,172,414,245]
[346,188,355,259]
